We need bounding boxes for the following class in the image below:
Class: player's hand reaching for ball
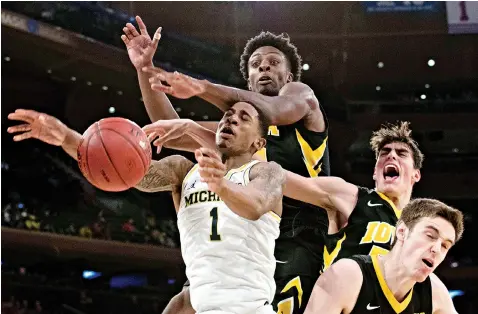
[121,16,162,70]
[195,148,226,193]
[143,119,190,154]
[7,109,69,146]
[142,66,206,99]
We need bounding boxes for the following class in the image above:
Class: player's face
[373,142,420,199]
[216,102,264,156]
[400,217,455,282]
[247,46,293,96]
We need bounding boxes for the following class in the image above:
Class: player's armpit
[135,155,194,193]
[283,171,358,216]
[430,273,458,314]
[304,259,362,314]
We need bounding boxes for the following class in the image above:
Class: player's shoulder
[429,273,456,313]
[250,161,284,179]
[327,257,364,282]
[279,81,314,95]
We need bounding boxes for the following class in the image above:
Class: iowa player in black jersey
[304,198,464,314]
[283,121,423,272]
[124,22,329,314]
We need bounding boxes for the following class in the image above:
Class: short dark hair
[254,105,271,137]
[370,121,424,169]
[240,31,302,82]
[391,198,464,247]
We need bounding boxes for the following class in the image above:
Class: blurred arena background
[1,1,477,313]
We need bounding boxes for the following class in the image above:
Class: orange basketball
[77,117,152,192]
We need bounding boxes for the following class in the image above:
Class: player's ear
[247,78,252,91]
[253,137,266,152]
[395,221,408,244]
[372,167,377,181]
[287,71,293,83]
[412,169,421,184]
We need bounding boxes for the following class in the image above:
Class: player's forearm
[199,80,309,125]
[138,67,179,122]
[62,129,82,161]
[160,119,216,152]
[216,181,267,220]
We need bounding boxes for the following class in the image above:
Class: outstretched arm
[7,109,82,160]
[200,80,320,127]
[143,118,217,153]
[304,259,362,314]
[144,67,324,127]
[135,155,193,193]
[284,171,358,218]
[430,273,458,314]
[195,148,285,220]
[121,16,180,122]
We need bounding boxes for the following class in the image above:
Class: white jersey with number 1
[177,160,280,314]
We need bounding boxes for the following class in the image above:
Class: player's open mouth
[422,258,434,268]
[383,164,400,181]
[219,126,235,138]
[258,75,273,85]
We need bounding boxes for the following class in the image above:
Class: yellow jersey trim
[295,130,327,178]
[376,191,402,219]
[371,255,413,313]
[322,233,347,271]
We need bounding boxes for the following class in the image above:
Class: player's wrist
[198,79,212,97]
[136,60,154,72]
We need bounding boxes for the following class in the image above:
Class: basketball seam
[97,126,130,188]
[104,128,149,173]
[82,126,98,188]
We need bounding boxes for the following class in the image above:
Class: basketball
[77,117,152,192]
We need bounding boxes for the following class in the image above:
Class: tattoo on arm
[249,162,286,211]
[135,155,194,193]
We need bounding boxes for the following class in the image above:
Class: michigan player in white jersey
[8,101,285,314]
[140,101,285,314]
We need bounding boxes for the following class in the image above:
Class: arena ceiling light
[376,85,381,91]
[425,84,430,89]
[102,85,108,91]
[302,63,310,71]
[420,94,427,100]
[377,61,384,68]
[71,76,76,81]
[4,56,10,62]
[117,91,123,95]
[427,59,435,67]
[109,107,116,114]
[203,115,209,120]
[86,81,92,86]
[175,107,182,112]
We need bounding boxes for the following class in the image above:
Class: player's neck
[222,153,254,171]
[380,252,416,302]
[385,190,412,211]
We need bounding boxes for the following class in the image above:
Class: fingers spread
[126,23,140,37]
[136,16,149,35]
[7,124,31,134]
[123,26,134,40]
[121,34,130,45]
[13,132,32,142]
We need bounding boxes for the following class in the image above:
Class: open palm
[7,109,68,146]
[121,16,162,70]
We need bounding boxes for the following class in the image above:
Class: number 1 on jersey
[210,207,222,241]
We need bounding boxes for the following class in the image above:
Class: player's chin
[256,84,279,96]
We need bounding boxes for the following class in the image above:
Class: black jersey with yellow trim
[323,187,401,271]
[348,255,432,314]
[256,108,330,253]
